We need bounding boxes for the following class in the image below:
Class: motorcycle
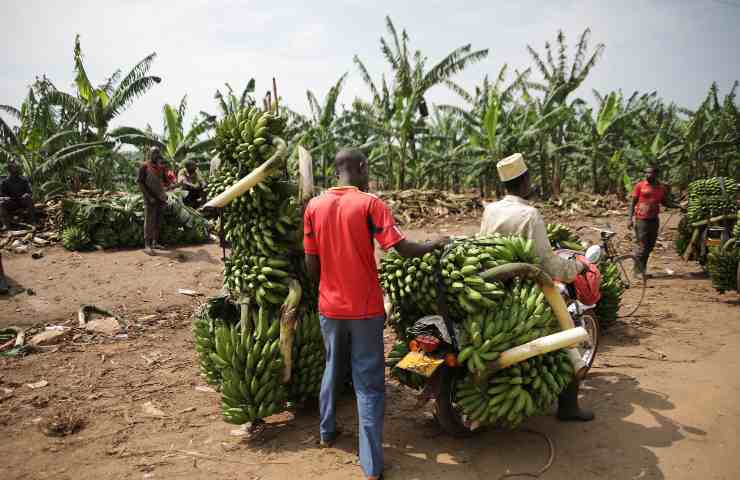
[392,249,603,437]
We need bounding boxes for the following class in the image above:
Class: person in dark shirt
[137,147,169,255]
[0,162,37,230]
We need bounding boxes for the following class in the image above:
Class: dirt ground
[1,210,739,480]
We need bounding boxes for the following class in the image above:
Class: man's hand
[431,236,451,249]
[627,219,634,230]
[576,259,587,274]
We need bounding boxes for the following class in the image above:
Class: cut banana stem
[691,214,737,228]
[486,327,589,373]
[298,145,315,205]
[279,279,302,383]
[203,138,287,209]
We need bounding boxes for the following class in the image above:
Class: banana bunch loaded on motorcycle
[385,153,605,438]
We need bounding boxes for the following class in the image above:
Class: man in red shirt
[304,149,447,480]
[628,166,675,277]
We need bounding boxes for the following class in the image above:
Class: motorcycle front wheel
[574,312,600,375]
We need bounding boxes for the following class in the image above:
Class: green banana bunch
[686,177,739,223]
[193,296,240,385]
[214,303,288,424]
[290,309,325,400]
[454,349,574,428]
[197,105,325,425]
[61,226,91,251]
[707,245,739,294]
[594,262,625,326]
[546,223,583,251]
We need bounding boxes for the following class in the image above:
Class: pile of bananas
[454,349,574,428]
[193,105,326,425]
[733,212,740,239]
[546,223,583,251]
[686,177,739,223]
[60,192,209,251]
[61,225,91,251]
[707,245,739,294]
[381,234,574,428]
[381,234,538,343]
[386,341,426,390]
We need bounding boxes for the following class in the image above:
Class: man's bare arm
[393,238,449,258]
[305,254,320,282]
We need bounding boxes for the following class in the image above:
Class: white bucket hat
[496,153,528,182]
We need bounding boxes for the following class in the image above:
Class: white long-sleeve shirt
[479,195,578,282]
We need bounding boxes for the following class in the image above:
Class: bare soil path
[1,211,739,480]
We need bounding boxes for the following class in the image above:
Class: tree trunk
[551,154,562,197]
[538,148,548,197]
[591,148,599,194]
[409,131,419,188]
[397,138,407,190]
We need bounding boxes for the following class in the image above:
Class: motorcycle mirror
[585,245,602,263]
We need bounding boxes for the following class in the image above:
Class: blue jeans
[319,315,385,477]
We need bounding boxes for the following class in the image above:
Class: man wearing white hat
[480,153,594,422]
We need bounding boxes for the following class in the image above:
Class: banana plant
[354,16,488,189]
[46,35,161,140]
[525,29,605,195]
[294,74,348,187]
[111,95,215,169]
[1,78,114,199]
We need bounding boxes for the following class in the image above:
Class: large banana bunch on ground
[707,245,739,294]
[214,301,293,425]
[594,262,625,326]
[454,349,573,428]
[201,105,325,425]
[381,234,574,427]
[546,223,583,251]
[289,309,325,400]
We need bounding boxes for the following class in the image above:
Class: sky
[2,0,740,132]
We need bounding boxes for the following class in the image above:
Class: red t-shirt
[631,180,667,220]
[303,186,404,319]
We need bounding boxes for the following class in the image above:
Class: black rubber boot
[557,379,594,422]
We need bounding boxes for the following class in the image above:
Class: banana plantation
[1,18,738,201]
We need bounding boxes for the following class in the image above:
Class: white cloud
[1,0,739,133]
